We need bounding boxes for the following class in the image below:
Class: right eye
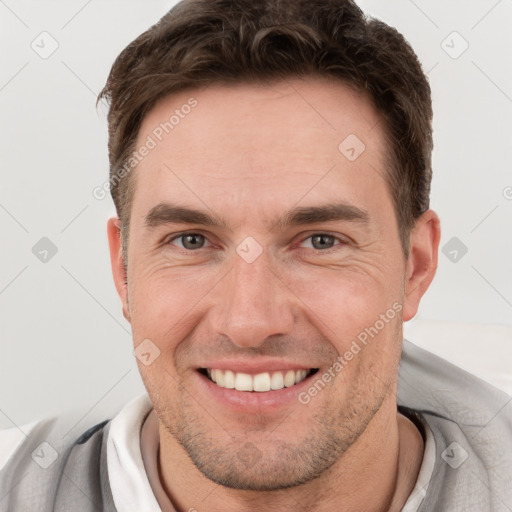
[167,232,211,251]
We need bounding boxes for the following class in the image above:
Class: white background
[1,0,511,432]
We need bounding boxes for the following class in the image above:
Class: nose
[209,248,295,349]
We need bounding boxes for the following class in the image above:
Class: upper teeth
[206,369,310,392]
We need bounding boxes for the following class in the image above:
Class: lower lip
[196,370,317,413]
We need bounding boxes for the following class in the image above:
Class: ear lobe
[107,217,131,323]
[402,210,441,321]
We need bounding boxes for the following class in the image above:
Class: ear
[402,209,441,321]
[107,217,131,323]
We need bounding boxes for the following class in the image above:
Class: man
[1,0,510,511]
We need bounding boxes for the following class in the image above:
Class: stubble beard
[155,365,391,491]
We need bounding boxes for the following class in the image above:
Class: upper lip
[197,359,318,374]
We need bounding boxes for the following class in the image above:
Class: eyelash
[165,232,348,253]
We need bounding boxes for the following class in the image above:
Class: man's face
[117,78,420,489]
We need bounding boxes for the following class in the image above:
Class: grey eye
[309,234,336,250]
[173,233,207,250]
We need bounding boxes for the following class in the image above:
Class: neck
[157,394,424,512]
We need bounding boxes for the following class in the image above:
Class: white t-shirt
[107,393,436,512]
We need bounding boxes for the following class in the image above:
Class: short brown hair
[98,0,433,263]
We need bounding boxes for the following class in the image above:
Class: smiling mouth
[199,368,319,392]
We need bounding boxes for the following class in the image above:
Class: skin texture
[108,77,440,511]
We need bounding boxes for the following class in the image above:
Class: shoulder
[0,413,114,511]
[398,338,512,430]
[399,339,512,510]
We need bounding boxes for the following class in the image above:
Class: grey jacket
[1,339,511,511]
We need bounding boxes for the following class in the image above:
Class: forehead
[131,77,392,226]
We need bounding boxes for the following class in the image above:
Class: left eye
[169,233,210,250]
[299,234,343,250]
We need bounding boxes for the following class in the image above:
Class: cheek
[127,245,404,355]
[288,264,404,386]
[127,262,216,346]
[286,264,401,338]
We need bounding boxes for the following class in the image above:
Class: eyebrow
[144,201,370,231]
